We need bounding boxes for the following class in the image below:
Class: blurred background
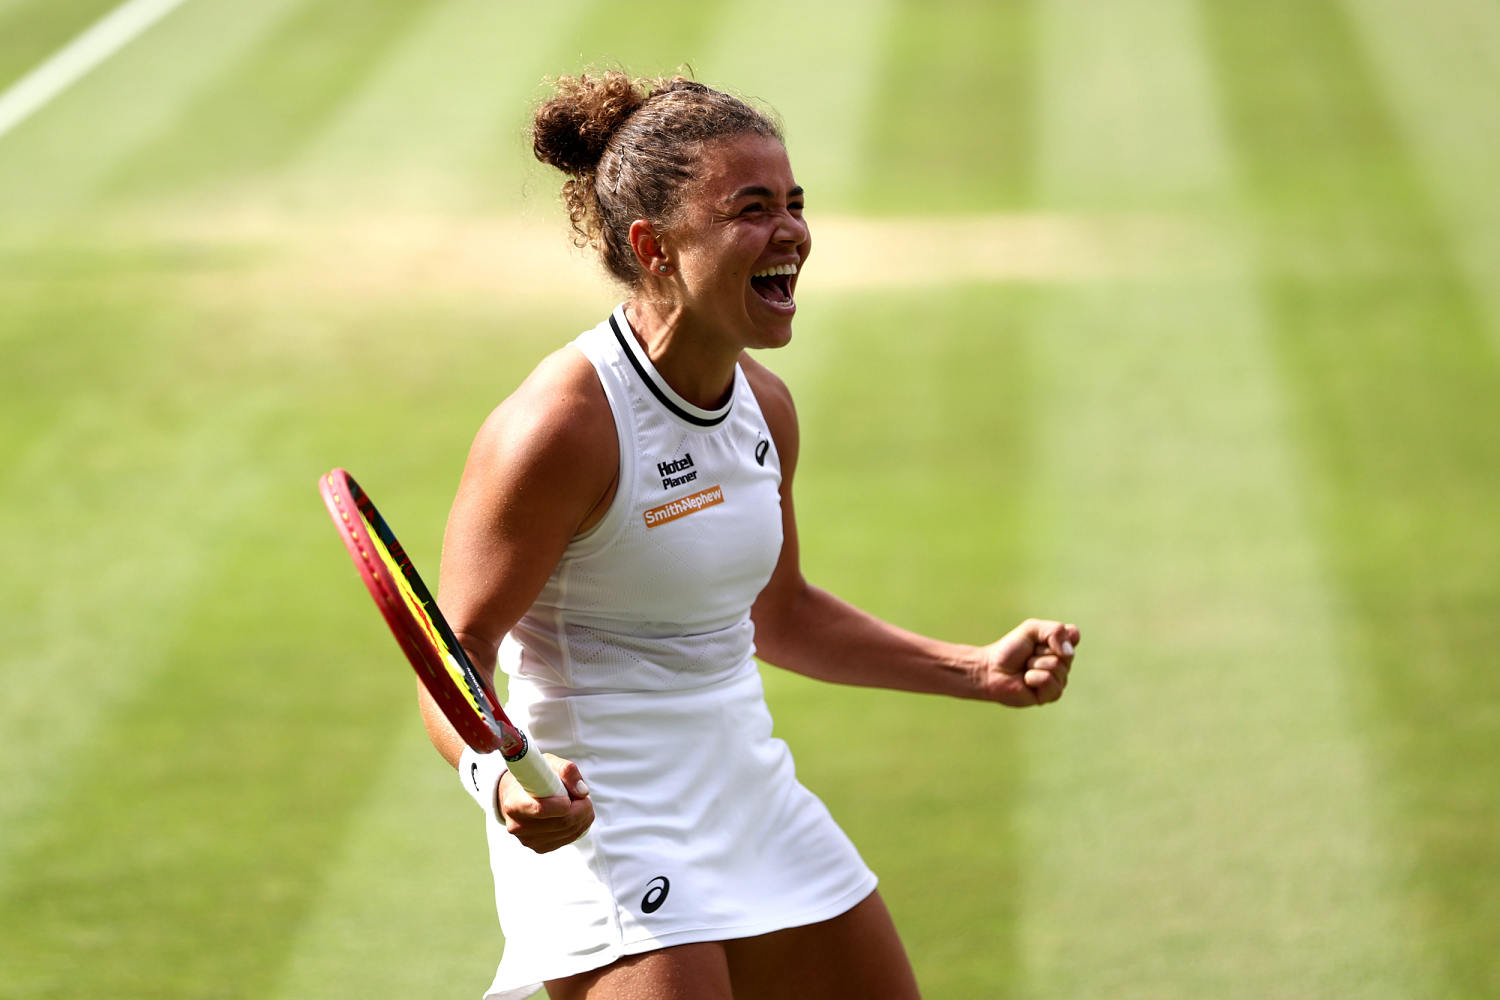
[2,1,1496,997]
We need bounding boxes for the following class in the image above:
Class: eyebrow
[725,184,804,203]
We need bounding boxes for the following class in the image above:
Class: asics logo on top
[657,453,697,489]
[755,438,770,466]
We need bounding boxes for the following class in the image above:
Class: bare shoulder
[741,354,799,471]
[475,346,614,469]
[441,345,617,648]
[461,345,618,526]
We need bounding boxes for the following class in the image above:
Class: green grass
[1206,2,1500,992]
[103,0,441,200]
[858,0,1037,212]
[0,0,120,92]
[1,1,1497,997]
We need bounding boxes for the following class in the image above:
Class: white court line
[0,0,189,141]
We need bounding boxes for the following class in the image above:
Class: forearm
[419,684,468,768]
[753,583,985,700]
[418,631,499,769]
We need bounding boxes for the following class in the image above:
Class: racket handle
[505,745,569,799]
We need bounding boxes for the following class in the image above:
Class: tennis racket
[318,467,565,798]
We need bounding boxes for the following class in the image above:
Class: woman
[420,71,1080,1000]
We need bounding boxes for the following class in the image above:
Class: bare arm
[420,346,616,851]
[744,358,1078,705]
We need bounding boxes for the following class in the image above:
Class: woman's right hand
[497,754,594,853]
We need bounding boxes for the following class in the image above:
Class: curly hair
[531,71,783,284]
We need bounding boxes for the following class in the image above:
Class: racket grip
[505,745,569,799]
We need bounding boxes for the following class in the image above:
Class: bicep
[437,438,566,667]
[437,354,617,669]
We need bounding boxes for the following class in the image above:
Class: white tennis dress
[478,305,877,1000]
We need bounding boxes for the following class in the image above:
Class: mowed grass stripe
[445,0,727,219]
[0,297,278,886]
[550,0,721,82]
[1015,0,1422,995]
[101,0,440,203]
[0,0,121,93]
[696,0,896,212]
[1034,0,1231,210]
[0,0,308,230]
[1203,0,1500,994]
[1017,287,1423,998]
[857,0,1035,213]
[1344,0,1500,354]
[281,1,591,215]
[265,724,498,1000]
[0,471,416,997]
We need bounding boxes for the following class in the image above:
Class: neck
[624,299,741,410]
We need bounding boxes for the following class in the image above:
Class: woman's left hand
[977,619,1080,707]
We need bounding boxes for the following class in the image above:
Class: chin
[750,320,795,351]
[742,301,797,351]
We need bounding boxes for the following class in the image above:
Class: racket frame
[319,467,564,798]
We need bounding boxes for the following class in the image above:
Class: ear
[628,219,671,276]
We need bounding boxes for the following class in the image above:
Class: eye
[739,202,765,217]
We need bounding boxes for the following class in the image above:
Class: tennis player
[420,71,1080,1000]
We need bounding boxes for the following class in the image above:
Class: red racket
[319,467,564,798]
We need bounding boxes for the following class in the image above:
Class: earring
[658,263,670,273]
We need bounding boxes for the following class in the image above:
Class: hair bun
[531,69,781,284]
[532,71,649,177]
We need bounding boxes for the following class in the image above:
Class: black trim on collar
[609,312,733,428]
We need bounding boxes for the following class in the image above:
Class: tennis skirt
[479,664,878,1000]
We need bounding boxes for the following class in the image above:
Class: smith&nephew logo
[643,485,724,528]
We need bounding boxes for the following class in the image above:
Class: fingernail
[574,780,590,797]
[1062,641,1075,656]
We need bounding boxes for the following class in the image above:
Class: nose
[775,208,809,247]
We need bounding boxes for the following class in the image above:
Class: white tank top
[499,304,784,695]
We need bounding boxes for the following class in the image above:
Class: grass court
[1,1,1497,996]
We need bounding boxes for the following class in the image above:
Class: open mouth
[750,262,798,308]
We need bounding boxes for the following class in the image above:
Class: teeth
[751,263,798,278]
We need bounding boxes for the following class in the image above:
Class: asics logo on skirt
[641,876,671,914]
